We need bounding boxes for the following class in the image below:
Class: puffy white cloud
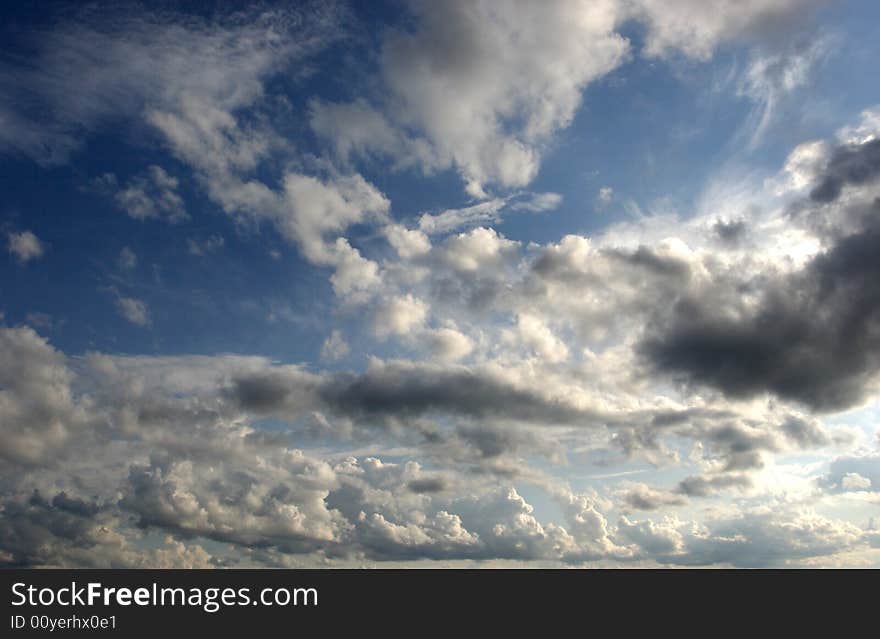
[373,295,429,339]
[385,224,431,260]
[279,173,389,264]
[314,0,628,196]
[0,328,88,465]
[503,314,569,363]
[427,328,474,362]
[841,473,873,491]
[6,230,45,263]
[116,296,150,327]
[820,453,879,493]
[439,227,519,274]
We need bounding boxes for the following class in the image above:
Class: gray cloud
[810,139,880,203]
[642,139,880,412]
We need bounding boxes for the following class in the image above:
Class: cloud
[677,510,864,567]
[187,234,225,256]
[502,313,569,363]
[641,137,880,412]
[6,230,45,263]
[426,328,474,362]
[0,327,91,466]
[112,166,187,223]
[736,36,832,148]
[373,295,428,339]
[309,359,597,426]
[619,483,687,511]
[628,0,821,61]
[321,330,350,361]
[0,4,342,165]
[819,453,879,493]
[417,192,562,235]
[279,173,390,264]
[385,225,432,260]
[118,246,137,270]
[809,138,880,204]
[116,296,150,327]
[1,325,876,566]
[314,0,628,196]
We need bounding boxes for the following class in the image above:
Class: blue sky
[2,0,880,567]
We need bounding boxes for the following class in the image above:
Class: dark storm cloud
[643,228,880,411]
[606,246,692,280]
[0,491,101,567]
[676,473,752,497]
[810,138,880,203]
[226,360,599,426]
[620,484,687,511]
[407,478,447,494]
[642,140,880,412]
[229,372,302,413]
[318,364,595,424]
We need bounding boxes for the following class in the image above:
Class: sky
[1,0,880,568]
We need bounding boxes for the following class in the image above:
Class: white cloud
[113,165,187,223]
[373,294,429,339]
[0,5,341,165]
[841,473,873,492]
[7,230,45,263]
[417,192,561,235]
[503,313,569,363]
[187,234,225,256]
[279,173,390,264]
[737,36,832,148]
[116,296,150,327]
[314,0,628,196]
[385,225,432,260]
[427,328,474,362]
[628,0,818,60]
[321,330,350,361]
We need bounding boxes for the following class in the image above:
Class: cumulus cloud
[116,296,150,327]
[0,324,876,567]
[373,295,428,339]
[619,484,687,511]
[426,327,474,362]
[6,230,45,263]
[819,453,879,493]
[313,0,628,196]
[0,327,85,466]
[2,1,878,569]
